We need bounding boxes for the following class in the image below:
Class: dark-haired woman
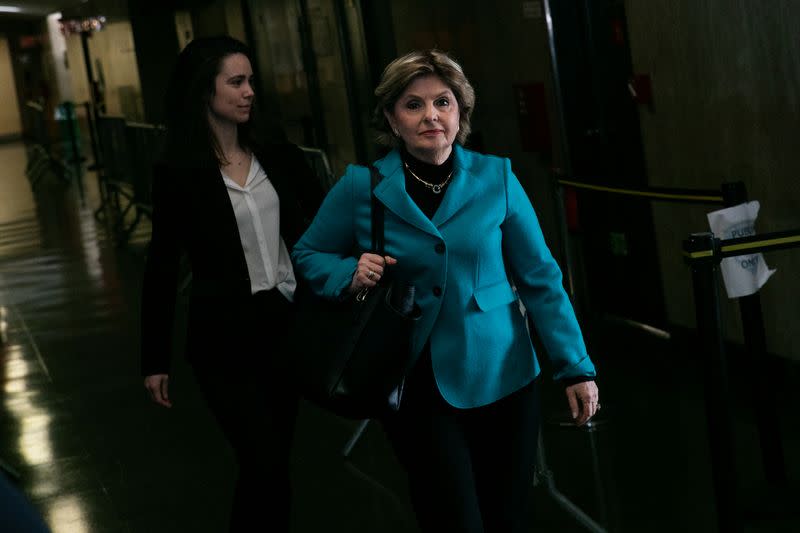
[140,36,321,532]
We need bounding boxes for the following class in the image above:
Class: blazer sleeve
[291,166,360,299]
[499,159,596,381]
[140,164,183,376]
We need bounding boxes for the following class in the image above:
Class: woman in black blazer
[140,36,321,532]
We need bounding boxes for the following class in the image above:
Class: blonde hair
[372,49,475,147]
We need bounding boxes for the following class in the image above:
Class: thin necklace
[224,147,249,167]
[404,162,453,194]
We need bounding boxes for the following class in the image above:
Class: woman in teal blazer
[292,50,599,533]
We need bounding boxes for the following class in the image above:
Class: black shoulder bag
[290,165,421,419]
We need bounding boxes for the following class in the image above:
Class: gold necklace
[404,162,453,194]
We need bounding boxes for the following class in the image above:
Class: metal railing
[22,101,79,190]
[298,145,337,192]
[94,116,165,244]
[557,178,724,205]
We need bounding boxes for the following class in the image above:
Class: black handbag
[290,165,421,419]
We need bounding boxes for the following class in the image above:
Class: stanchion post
[553,173,579,306]
[684,232,741,533]
[79,31,100,170]
[83,101,100,171]
[721,182,786,486]
[65,104,82,182]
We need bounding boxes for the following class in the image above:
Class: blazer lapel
[374,150,440,238]
[196,164,251,277]
[431,144,478,228]
[200,164,238,233]
[254,146,290,228]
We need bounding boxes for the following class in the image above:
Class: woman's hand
[565,380,599,426]
[349,253,398,293]
[144,374,172,408]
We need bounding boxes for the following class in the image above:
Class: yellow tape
[683,250,715,259]
[720,235,800,254]
[559,179,724,203]
[684,234,800,260]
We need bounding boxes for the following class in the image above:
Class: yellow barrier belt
[558,179,724,203]
[720,234,800,255]
[683,249,715,260]
[684,234,800,260]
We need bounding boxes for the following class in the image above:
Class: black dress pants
[192,288,298,533]
[382,351,540,533]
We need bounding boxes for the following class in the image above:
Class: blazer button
[432,286,442,297]
[434,243,445,254]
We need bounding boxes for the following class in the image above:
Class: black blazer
[140,142,323,376]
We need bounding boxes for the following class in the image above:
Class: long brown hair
[162,36,259,168]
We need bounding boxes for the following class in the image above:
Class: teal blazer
[291,145,595,408]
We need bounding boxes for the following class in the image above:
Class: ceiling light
[0,6,22,13]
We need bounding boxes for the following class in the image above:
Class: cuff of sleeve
[322,257,359,299]
[561,376,595,386]
[552,354,596,381]
[141,362,170,377]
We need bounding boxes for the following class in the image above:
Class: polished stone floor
[1,140,799,532]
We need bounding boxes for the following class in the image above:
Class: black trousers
[192,288,298,533]
[382,351,540,533]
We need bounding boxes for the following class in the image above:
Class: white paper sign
[707,201,775,298]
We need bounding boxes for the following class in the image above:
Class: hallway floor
[1,140,799,532]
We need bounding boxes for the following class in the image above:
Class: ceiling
[0,1,88,16]
[0,0,132,19]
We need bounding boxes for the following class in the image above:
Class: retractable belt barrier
[684,230,800,260]
[557,178,724,205]
[683,220,800,532]
[548,175,733,532]
[556,176,795,532]
[552,174,731,330]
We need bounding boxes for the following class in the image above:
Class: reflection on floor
[1,140,799,532]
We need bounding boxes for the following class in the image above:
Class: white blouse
[221,156,296,301]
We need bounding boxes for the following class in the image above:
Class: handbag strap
[368,165,385,255]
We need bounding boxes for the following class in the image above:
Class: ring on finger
[367,270,376,280]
